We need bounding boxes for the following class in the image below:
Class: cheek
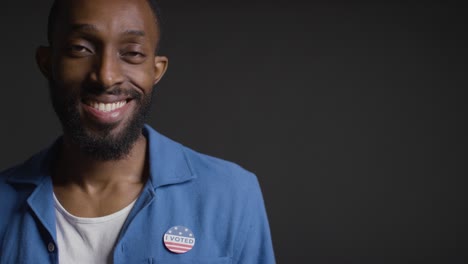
[53,57,92,87]
[52,55,155,95]
[125,63,156,95]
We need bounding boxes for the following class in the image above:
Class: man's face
[39,0,167,160]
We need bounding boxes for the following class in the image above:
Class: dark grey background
[1,1,466,263]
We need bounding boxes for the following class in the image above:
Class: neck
[53,134,148,191]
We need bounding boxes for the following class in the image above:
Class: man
[0,0,275,263]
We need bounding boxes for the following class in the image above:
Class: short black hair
[47,0,163,51]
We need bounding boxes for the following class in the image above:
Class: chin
[49,80,154,160]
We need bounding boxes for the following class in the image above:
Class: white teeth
[88,100,127,112]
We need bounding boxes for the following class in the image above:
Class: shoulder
[180,144,261,201]
[0,163,27,196]
[178,144,264,217]
[0,156,39,205]
[0,163,28,240]
[0,166,17,194]
[0,147,51,210]
[0,148,50,186]
[145,125,260,194]
[183,146,257,188]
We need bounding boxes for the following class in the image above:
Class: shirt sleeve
[233,174,276,264]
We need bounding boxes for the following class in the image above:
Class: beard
[49,81,154,161]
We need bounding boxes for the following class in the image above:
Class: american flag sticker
[163,225,196,254]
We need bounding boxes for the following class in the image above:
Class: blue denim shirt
[0,125,275,263]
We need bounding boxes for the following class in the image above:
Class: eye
[123,50,146,57]
[121,50,147,64]
[125,51,144,57]
[67,44,93,57]
[71,45,87,52]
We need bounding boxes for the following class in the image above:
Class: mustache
[81,86,142,100]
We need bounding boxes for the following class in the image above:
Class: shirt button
[47,242,55,252]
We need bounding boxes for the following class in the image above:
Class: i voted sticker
[163,225,195,254]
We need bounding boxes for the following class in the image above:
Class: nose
[90,49,125,89]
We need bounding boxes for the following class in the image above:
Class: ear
[153,56,168,85]
[36,46,52,79]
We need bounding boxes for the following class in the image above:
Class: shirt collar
[5,139,59,185]
[143,124,196,188]
[6,125,196,188]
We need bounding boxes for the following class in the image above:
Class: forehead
[54,0,158,43]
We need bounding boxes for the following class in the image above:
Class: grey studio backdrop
[0,1,466,263]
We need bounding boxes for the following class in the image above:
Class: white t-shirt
[53,194,136,264]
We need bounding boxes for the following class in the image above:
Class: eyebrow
[70,24,146,37]
[123,30,146,37]
[70,23,98,33]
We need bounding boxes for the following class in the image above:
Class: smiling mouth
[84,99,128,112]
